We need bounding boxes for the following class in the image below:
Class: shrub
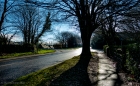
[0,44,34,54]
[103,45,109,53]
[103,43,140,81]
[53,44,62,49]
[124,43,140,81]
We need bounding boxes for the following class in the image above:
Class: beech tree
[52,0,139,58]
[26,0,139,59]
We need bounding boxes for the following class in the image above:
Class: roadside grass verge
[0,49,55,59]
[5,54,81,86]
[5,52,95,86]
[37,49,55,54]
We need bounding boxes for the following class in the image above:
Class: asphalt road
[0,48,82,85]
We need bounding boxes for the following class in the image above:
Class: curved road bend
[0,48,82,85]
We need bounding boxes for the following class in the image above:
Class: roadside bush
[125,43,140,81]
[103,45,109,54]
[0,44,33,55]
[104,43,140,81]
[53,44,62,49]
[22,43,34,52]
[126,54,140,81]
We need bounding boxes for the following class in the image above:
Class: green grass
[0,49,55,59]
[37,49,55,54]
[5,55,80,86]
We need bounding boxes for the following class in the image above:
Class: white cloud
[11,34,23,42]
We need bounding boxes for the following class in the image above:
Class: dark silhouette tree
[118,4,140,44]
[25,0,139,60]
[0,0,20,46]
[51,0,139,59]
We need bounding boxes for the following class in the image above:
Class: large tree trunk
[79,28,93,65]
[33,44,38,53]
[81,32,92,57]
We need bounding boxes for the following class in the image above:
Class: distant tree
[67,33,81,48]
[54,31,72,48]
[91,34,105,49]
[54,31,81,48]
[67,36,76,48]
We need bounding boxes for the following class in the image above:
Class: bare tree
[26,0,139,60]
[54,31,72,48]
[0,0,18,32]
[102,16,117,46]
[118,4,140,43]
[67,33,81,48]
[51,0,139,59]
[54,31,81,48]
[0,0,8,32]
[13,4,51,52]
[0,0,25,45]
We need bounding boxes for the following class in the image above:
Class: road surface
[0,48,82,85]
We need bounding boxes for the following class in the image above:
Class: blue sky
[11,23,80,43]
